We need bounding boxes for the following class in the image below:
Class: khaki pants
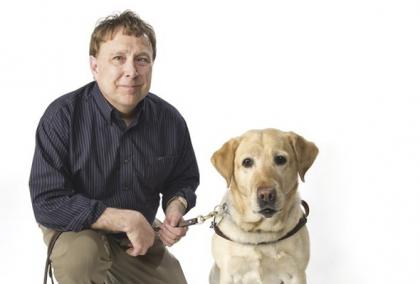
[41,226,188,284]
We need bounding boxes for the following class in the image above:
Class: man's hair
[89,10,157,60]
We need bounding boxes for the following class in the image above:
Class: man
[29,10,199,284]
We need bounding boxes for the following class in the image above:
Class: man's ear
[211,138,240,187]
[289,132,319,182]
[89,55,99,79]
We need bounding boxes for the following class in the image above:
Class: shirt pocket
[143,156,178,191]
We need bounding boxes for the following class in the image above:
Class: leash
[213,200,310,245]
[43,231,63,284]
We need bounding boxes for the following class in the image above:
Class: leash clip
[154,203,229,229]
[179,203,227,228]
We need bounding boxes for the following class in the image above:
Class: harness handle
[43,231,62,284]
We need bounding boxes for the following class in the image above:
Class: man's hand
[159,198,188,246]
[91,208,155,256]
[124,211,155,256]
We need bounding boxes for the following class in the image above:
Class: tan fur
[211,138,240,187]
[209,129,318,284]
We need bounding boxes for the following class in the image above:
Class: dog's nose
[257,187,276,207]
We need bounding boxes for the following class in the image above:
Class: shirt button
[124,159,129,164]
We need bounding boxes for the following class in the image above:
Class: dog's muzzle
[257,187,277,218]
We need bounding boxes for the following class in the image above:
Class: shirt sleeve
[161,121,199,214]
[29,111,107,232]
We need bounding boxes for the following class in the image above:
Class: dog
[209,128,318,284]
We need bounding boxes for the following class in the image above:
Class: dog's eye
[242,158,254,168]
[274,155,287,166]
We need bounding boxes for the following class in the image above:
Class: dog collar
[213,200,310,245]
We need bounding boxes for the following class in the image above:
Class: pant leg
[41,225,187,284]
[105,235,188,284]
[40,225,112,284]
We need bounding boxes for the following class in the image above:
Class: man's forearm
[93,199,186,233]
[91,207,140,232]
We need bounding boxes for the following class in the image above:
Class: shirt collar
[92,81,146,126]
[92,82,114,124]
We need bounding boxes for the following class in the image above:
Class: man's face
[90,29,154,115]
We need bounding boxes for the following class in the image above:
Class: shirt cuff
[166,196,188,212]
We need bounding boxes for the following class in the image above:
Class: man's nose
[124,60,138,77]
[257,186,276,207]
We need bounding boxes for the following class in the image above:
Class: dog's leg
[290,272,306,284]
[209,263,237,284]
[219,270,234,284]
[275,256,307,284]
[209,264,220,284]
[281,271,306,284]
[241,272,263,284]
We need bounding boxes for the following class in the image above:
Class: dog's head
[211,129,318,230]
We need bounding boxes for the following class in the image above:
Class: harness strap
[43,231,63,284]
[214,200,309,245]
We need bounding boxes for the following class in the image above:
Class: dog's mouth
[258,208,277,218]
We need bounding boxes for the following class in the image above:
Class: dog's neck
[218,184,304,245]
[214,200,309,245]
[226,181,301,232]
[216,198,305,245]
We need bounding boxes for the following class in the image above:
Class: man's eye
[112,56,124,62]
[136,57,150,65]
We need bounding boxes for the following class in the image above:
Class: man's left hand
[159,199,188,246]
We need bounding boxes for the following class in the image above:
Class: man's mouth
[119,85,141,88]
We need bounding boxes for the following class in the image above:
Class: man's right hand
[91,208,155,256]
[124,210,155,256]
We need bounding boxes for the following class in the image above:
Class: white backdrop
[0,0,419,283]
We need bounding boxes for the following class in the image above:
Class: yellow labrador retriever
[209,128,318,284]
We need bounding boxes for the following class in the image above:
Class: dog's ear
[289,132,319,182]
[211,138,240,187]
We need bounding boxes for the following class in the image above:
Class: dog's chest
[222,244,299,282]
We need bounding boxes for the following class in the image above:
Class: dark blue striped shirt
[29,81,199,231]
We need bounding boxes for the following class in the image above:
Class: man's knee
[51,230,111,282]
